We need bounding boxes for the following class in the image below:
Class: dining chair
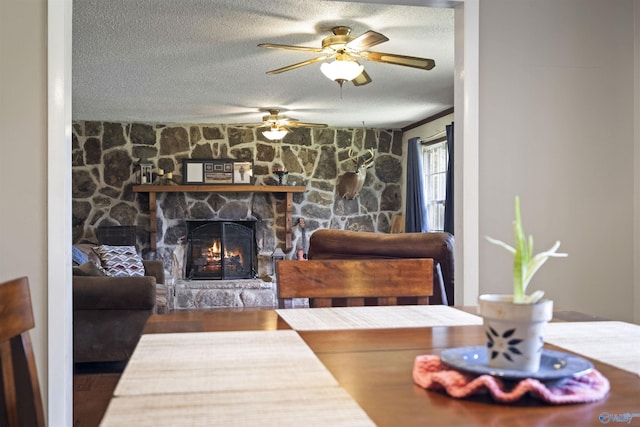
[0,277,46,427]
[276,258,433,308]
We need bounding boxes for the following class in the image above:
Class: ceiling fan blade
[265,54,334,75]
[258,43,323,53]
[352,70,372,87]
[358,51,435,70]
[345,30,389,51]
[229,123,261,127]
[285,120,327,128]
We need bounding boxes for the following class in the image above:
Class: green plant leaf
[522,241,568,291]
[484,236,515,254]
[521,290,545,304]
[485,196,568,304]
[512,196,528,302]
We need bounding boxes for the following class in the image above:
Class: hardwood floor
[73,362,125,427]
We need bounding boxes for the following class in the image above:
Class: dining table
[99,305,640,426]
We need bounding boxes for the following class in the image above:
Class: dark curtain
[405,137,429,233]
[444,122,454,234]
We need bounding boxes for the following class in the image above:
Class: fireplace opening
[186,220,256,280]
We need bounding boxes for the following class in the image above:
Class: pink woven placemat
[413,355,609,404]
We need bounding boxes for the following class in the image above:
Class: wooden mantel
[132,184,306,251]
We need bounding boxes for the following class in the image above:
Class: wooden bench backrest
[277,258,433,308]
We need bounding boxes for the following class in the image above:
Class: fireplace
[186,220,256,280]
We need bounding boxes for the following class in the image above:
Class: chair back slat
[0,279,34,342]
[277,258,433,308]
[0,277,45,427]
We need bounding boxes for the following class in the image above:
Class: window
[422,139,448,231]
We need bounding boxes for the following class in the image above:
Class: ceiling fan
[235,109,327,140]
[258,26,436,87]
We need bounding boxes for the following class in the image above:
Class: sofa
[73,258,164,363]
[307,229,454,305]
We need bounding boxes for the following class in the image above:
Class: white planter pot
[478,294,553,372]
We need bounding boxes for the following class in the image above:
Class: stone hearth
[168,279,276,310]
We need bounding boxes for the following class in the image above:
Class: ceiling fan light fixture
[320,59,364,85]
[262,126,289,141]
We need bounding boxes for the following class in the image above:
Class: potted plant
[480,196,567,372]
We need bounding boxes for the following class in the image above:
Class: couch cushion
[94,245,145,277]
[73,276,156,309]
[73,261,107,276]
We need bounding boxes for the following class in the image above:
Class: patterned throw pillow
[94,245,145,277]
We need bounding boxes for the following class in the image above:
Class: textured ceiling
[73,0,455,129]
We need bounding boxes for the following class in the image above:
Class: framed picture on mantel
[183,159,253,185]
[233,161,253,184]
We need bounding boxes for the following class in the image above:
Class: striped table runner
[114,330,339,395]
[545,321,640,375]
[101,388,374,427]
[101,330,375,426]
[276,305,483,331]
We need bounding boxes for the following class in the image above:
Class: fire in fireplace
[186,220,256,280]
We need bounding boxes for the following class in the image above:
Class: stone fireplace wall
[72,120,404,278]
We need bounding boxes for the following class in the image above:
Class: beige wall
[635,0,640,324]
[478,0,636,322]
[0,0,49,412]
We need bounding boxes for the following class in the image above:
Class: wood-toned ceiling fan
[258,26,435,86]
[233,109,327,140]
[259,109,327,129]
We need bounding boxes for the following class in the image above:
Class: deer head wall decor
[335,148,375,200]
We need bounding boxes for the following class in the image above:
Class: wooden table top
[134,308,640,426]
